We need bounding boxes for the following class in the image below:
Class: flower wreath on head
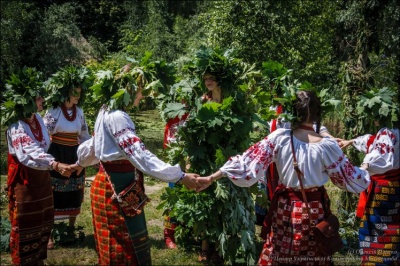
[1,67,45,127]
[44,65,93,109]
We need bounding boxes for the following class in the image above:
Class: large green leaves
[159,47,258,264]
[1,67,44,126]
[356,87,398,128]
[90,53,176,110]
[44,65,93,108]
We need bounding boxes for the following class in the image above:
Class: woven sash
[51,132,78,146]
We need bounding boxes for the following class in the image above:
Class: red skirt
[258,186,332,266]
[7,156,54,266]
[90,163,151,265]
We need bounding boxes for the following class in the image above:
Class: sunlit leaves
[1,67,44,126]
[89,53,176,110]
[159,47,258,263]
[356,87,398,127]
[45,66,92,108]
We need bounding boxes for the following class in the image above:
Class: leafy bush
[0,217,10,252]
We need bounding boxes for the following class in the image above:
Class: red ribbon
[163,113,189,148]
[270,105,283,132]
[355,134,377,218]
[267,105,283,200]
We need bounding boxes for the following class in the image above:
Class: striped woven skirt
[7,159,54,265]
[359,169,400,266]
[90,162,151,265]
[258,186,332,266]
[48,133,84,220]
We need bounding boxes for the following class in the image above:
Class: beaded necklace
[61,104,77,121]
[25,115,43,142]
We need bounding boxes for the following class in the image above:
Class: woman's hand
[338,139,354,149]
[195,170,223,192]
[181,173,200,190]
[195,176,213,192]
[57,163,73,177]
[70,163,84,176]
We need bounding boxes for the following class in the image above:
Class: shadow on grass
[55,233,95,249]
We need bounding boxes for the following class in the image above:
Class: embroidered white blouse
[43,105,91,143]
[77,105,184,182]
[220,128,371,193]
[7,113,54,170]
[353,128,399,175]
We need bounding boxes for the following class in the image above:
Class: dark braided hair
[292,90,322,133]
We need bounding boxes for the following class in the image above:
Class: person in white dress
[197,90,371,265]
[72,68,202,265]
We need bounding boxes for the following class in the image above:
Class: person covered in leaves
[2,68,73,265]
[43,66,92,247]
[338,89,399,266]
[72,64,203,265]
[197,70,225,263]
[161,69,224,254]
[197,90,371,265]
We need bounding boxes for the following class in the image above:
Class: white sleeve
[107,111,183,182]
[323,139,370,193]
[362,128,396,175]
[219,136,275,187]
[43,109,57,135]
[77,107,91,143]
[8,124,54,170]
[77,137,99,167]
[352,134,372,154]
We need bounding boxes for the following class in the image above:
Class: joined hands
[182,170,223,192]
[52,162,83,178]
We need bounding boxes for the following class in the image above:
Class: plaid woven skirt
[91,167,151,265]
[258,187,332,266]
[359,169,400,266]
[7,162,54,266]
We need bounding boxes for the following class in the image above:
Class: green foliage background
[0,0,399,264]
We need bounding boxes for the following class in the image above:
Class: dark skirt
[7,158,54,265]
[90,165,151,266]
[48,142,85,219]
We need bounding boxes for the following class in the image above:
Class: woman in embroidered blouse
[43,67,91,245]
[72,65,201,265]
[3,68,72,265]
[339,123,399,265]
[198,90,371,265]
[258,92,334,226]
